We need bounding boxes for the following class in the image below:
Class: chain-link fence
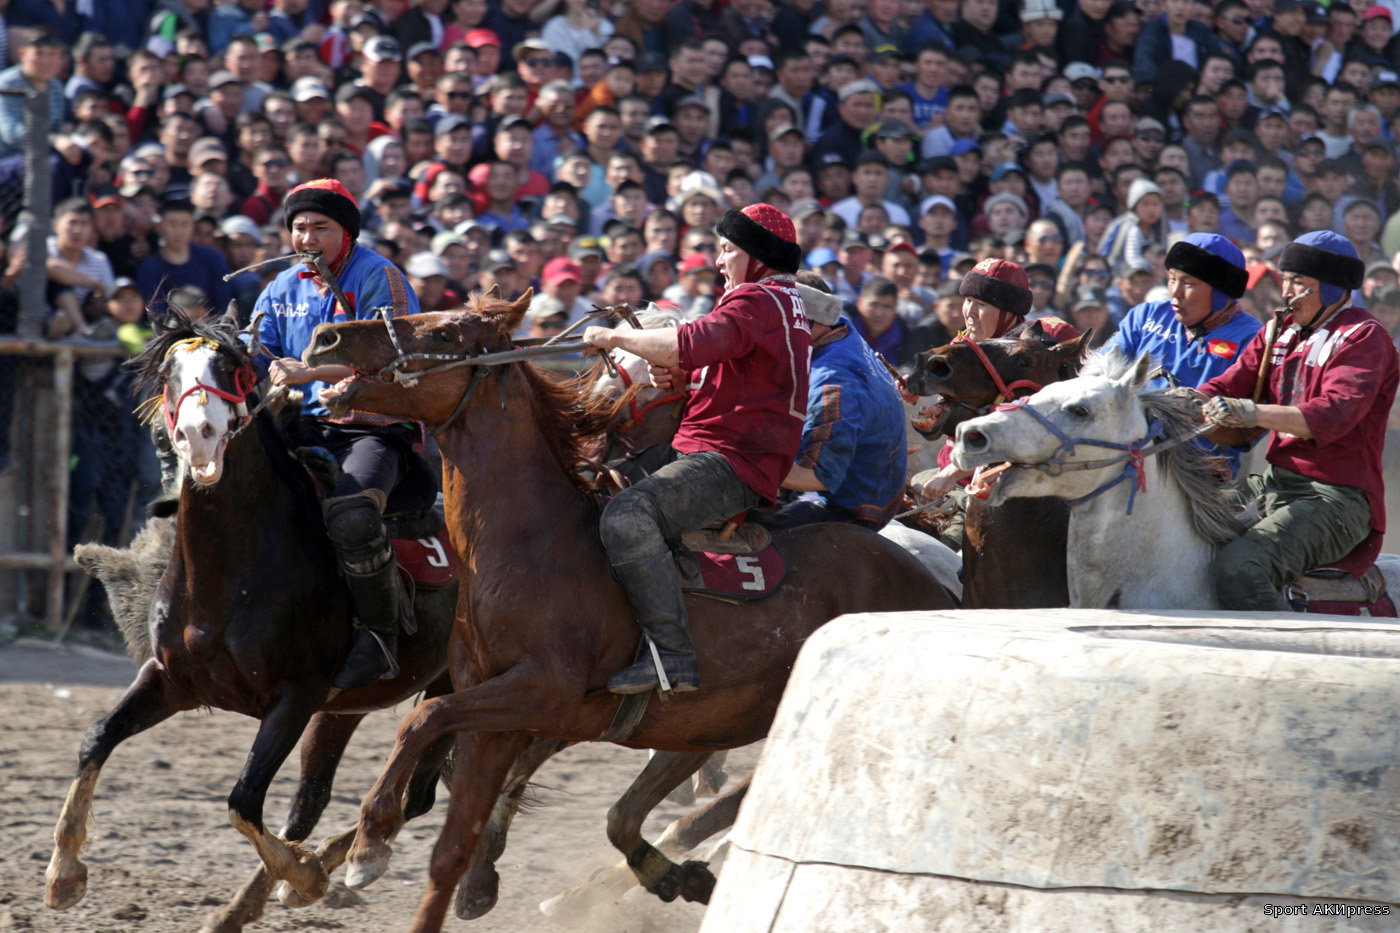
[0,86,147,636]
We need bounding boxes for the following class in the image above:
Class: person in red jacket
[1200,230,1400,610]
[912,258,1080,549]
[583,204,811,694]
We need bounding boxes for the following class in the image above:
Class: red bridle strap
[954,332,1044,405]
[612,354,685,435]
[163,360,258,436]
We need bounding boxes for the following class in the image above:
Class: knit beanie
[958,257,1033,318]
[1165,233,1247,313]
[715,204,802,274]
[284,178,362,241]
[1279,230,1364,308]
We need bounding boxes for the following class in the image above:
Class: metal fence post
[47,348,72,631]
[17,86,50,339]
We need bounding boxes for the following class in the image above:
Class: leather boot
[607,554,699,695]
[325,492,407,691]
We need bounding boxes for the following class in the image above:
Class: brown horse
[906,323,1089,608]
[45,312,460,932]
[303,288,954,933]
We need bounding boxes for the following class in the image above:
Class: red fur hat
[284,178,361,240]
[715,203,802,274]
[958,257,1033,317]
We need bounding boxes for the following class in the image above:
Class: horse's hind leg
[407,730,534,933]
[541,769,750,920]
[607,750,713,903]
[455,737,573,920]
[226,690,330,905]
[47,660,185,910]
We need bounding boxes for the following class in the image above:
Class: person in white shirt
[830,152,911,228]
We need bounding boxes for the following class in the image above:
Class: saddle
[1287,564,1396,617]
[676,523,786,600]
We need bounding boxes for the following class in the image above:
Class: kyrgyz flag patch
[1207,338,1238,358]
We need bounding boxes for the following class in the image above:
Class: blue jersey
[1104,299,1263,471]
[796,319,909,525]
[254,245,419,421]
[896,82,947,130]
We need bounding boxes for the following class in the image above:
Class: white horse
[949,349,1399,610]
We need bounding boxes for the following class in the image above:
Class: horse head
[134,307,259,487]
[950,349,1153,507]
[906,321,1092,440]
[305,286,532,428]
[592,306,687,462]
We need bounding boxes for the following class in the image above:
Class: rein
[610,359,685,454]
[991,399,1214,514]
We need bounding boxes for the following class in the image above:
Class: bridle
[937,331,1049,416]
[365,304,621,436]
[607,357,685,457]
[986,397,1213,514]
[158,337,260,439]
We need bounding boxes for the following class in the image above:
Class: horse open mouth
[318,369,371,413]
[910,399,955,438]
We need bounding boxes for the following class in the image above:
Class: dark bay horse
[304,288,955,933]
[46,312,460,932]
[906,322,1089,608]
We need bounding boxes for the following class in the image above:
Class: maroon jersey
[1200,304,1400,568]
[674,279,812,502]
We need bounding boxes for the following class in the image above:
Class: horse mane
[131,308,245,398]
[462,290,637,491]
[1081,350,1252,545]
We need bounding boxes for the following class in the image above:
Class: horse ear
[1122,349,1153,391]
[1022,319,1047,343]
[484,283,501,300]
[1050,329,1093,377]
[505,287,533,331]
[217,300,240,332]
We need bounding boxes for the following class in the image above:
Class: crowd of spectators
[6,0,1400,558]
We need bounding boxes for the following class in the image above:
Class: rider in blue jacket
[760,275,909,530]
[253,179,422,690]
[1103,232,1262,473]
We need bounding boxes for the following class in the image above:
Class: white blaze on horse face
[168,345,235,486]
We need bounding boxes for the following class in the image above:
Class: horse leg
[540,769,750,920]
[696,750,729,796]
[47,660,184,910]
[345,666,565,884]
[226,691,330,904]
[607,750,714,903]
[408,730,534,933]
[455,737,573,920]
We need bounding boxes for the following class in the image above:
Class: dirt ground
[0,640,757,933]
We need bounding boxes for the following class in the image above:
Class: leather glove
[1202,396,1257,428]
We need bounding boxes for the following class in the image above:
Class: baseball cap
[949,137,982,157]
[1064,62,1101,84]
[105,277,141,300]
[405,252,449,279]
[290,76,330,102]
[920,194,957,214]
[679,253,716,274]
[335,83,376,105]
[789,198,825,220]
[856,150,891,169]
[747,54,775,72]
[1134,116,1166,136]
[838,79,880,102]
[430,231,468,255]
[208,70,241,89]
[768,122,805,143]
[674,95,711,114]
[1366,258,1396,277]
[1043,91,1075,108]
[89,185,124,210]
[1364,2,1390,19]
[806,246,839,267]
[922,155,958,174]
[464,28,501,48]
[525,295,569,322]
[869,45,900,62]
[873,119,915,139]
[839,229,871,250]
[513,37,551,61]
[645,114,678,135]
[219,215,264,244]
[815,151,848,170]
[188,137,228,166]
[569,237,606,260]
[1071,286,1107,313]
[1376,70,1400,89]
[435,114,471,137]
[406,41,440,61]
[990,161,1025,182]
[363,36,403,62]
[638,51,670,74]
[1366,137,1398,155]
[1021,0,1063,20]
[481,249,516,273]
[162,83,194,102]
[542,257,582,285]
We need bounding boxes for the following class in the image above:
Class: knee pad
[324,493,391,572]
[600,487,664,556]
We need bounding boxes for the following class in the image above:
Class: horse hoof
[284,840,330,903]
[678,860,715,904]
[44,860,88,910]
[276,880,314,908]
[344,842,392,889]
[453,866,500,920]
[645,864,682,903]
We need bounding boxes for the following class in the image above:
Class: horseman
[583,204,811,695]
[914,258,1080,550]
[758,272,909,531]
[1199,230,1400,611]
[1102,232,1262,472]
[253,178,422,690]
